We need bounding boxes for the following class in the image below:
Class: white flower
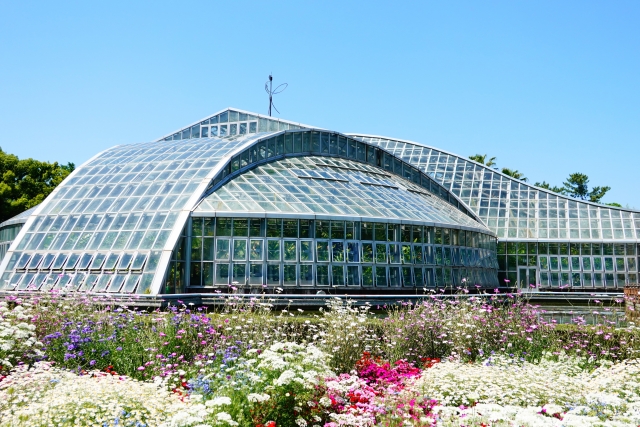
[206,396,232,406]
[247,393,270,403]
[215,411,238,426]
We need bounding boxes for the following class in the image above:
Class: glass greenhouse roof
[351,134,640,242]
[0,132,273,294]
[195,156,490,233]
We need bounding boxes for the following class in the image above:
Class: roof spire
[265,73,287,116]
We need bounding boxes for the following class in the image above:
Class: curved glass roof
[195,156,490,233]
[0,132,273,294]
[351,134,640,242]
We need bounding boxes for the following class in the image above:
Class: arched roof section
[349,134,640,242]
[0,132,275,295]
[195,156,490,233]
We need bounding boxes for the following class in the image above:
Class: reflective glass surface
[0,132,272,293]
[196,156,488,231]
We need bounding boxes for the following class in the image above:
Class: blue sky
[0,1,638,207]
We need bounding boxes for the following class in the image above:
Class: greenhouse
[3,106,638,295]
[0,108,498,296]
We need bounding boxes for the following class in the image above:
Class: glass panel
[332,242,344,262]
[316,241,329,262]
[232,263,245,283]
[332,265,344,286]
[51,254,68,270]
[283,265,296,286]
[284,241,297,261]
[267,264,280,285]
[249,239,263,260]
[375,266,387,287]
[249,264,263,285]
[267,240,280,261]
[375,244,387,263]
[233,239,247,260]
[117,253,134,270]
[300,241,313,261]
[103,253,120,270]
[316,265,329,286]
[216,239,230,260]
[216,264,230,285]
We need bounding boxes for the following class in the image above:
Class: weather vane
[265,74,287,116]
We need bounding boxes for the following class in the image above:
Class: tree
[606,202,622,207]
[562,173,610,203]
[469,154,497,167]
[0,147,74,223]
[501,168,527,182]
[534,181,565,194]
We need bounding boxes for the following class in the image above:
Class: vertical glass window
[362,243,374,263]
[233,263,245,283]
[299,220,313,238]
[361,223,373,240]
[375,266,387,286]
[300,241,313,261]
[284,240,297,261]
[593,257,603,270]
[216,239,230,260]
[375,243,387,263]
[362,266,374,287]
[414,267,424,286]
[332,265,344,286]
[414,245,423,264]
[389,267,401,287]
[283,265,297,286]
[316,265,329,286]
[316,241,329,261]
[267,264,280,285]
[315,221,330,239]
[347,266,359,286]
[249,264,263,285]
[233,239,247,261]
[283,220,298,238]
[215,264,229,284]
[571,257,580,270]
[604,257,614,271]
[267,240,281,261]
[400,243,413,264]
[216,218,231,236]
[300,265,313,286]
[249,219,264,237]
[332,242,345,262]
[267,219,282,237]
[249,239,263,260]
[402,267,413,287]
[347,242,359,263]
[331,221,345,239]
[374,223,386,241]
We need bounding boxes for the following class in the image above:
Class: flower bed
[1,293,639,426]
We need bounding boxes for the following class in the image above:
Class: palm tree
[501,168,527,182]
[469,154,497,167]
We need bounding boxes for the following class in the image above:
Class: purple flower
[89,360,96,366]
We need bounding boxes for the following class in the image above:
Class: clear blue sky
[1,1,638,207]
